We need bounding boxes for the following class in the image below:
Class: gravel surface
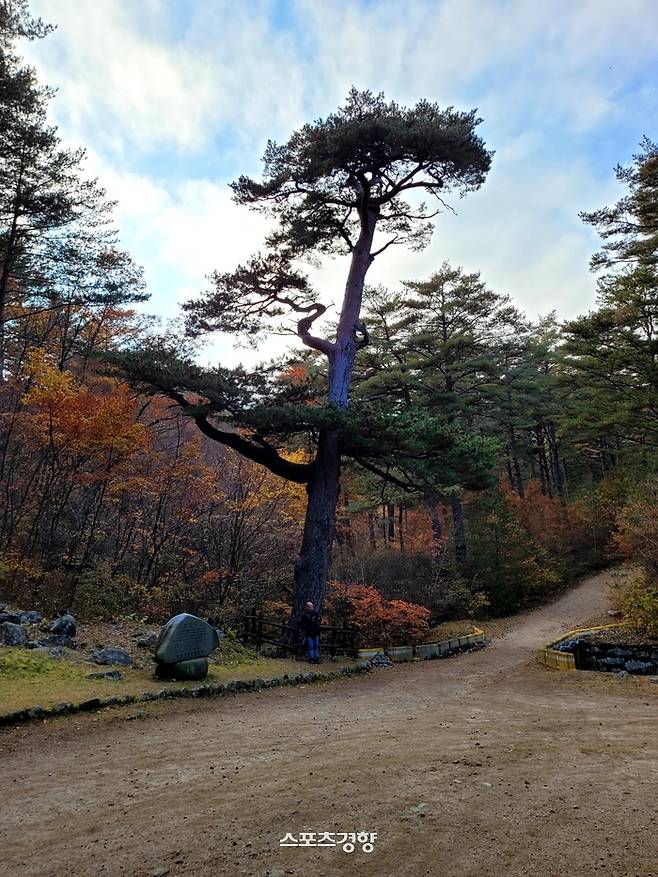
[1,569,657,877]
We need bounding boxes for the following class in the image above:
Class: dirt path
[2,569,657,877]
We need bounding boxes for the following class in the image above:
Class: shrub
[326,582,430,647]
[615,480,658,577]
[619,572,658,638]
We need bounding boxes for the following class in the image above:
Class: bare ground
[2,569,657,877]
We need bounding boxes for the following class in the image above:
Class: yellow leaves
[22,349,149,464]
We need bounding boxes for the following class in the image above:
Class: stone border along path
[358,627,486,662]
[537,623,621,671]
[0,663,372,728]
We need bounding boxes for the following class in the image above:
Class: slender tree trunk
[426,500,446,567]
[398,505,405,553]
[536,427,552,497]
[386,502,395,542]
[426,499,450,599]
[508,426,524,497]
[546,422,564,498]
[367,511,377,548]
[451,495,467,567]
[0,169,24,382]
[0,214,19,381]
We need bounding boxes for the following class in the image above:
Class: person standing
[299,601,321,664]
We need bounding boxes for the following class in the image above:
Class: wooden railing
[241,615,357,657]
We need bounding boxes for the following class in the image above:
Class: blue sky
[24,0,658,365]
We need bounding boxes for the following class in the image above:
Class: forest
[1,0,658,646]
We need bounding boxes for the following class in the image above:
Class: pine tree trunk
[290,205,377,619]
[426,501,446,566]
[367,512,377,548]
[451,495,467,566]
[508,426,524,497]
[546,422,564,498]
[292,428,341,618]
[386,502,395,542]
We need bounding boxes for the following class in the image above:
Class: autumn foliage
[326,583,431,647]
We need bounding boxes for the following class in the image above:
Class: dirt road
[2,570,657,877]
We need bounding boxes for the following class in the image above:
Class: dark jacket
[299,610,321,638]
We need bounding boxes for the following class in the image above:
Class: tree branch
[166,388,312,484]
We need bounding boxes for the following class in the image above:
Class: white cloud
[20,0,658,367]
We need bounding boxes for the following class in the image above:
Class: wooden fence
[241,615,357,657]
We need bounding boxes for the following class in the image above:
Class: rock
[34,646,65,660]
[20,610,42,624]
[52,702,73,715]
[0,709,30,725]
[91,647,133,666]
[137,632,158,649]
[38,633,75,648]
[154,613,219,664]
[154,657,209,681]
[86,670,124,680]
[607,609,622,617]
[50,613,76,637]
[78,698,103,711]
[612,669,630,678]
[601,656,625,668]
[369,652,393,668]
[608,648,633,658]
[553,637,587,653]
[624,659,653,674]
[0,611,22,624]
[0,621,28,647]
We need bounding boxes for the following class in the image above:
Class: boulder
[137,632,158,650]
[154,613,219,664]
[50,613,76,637]
[39,633,75,648]
[91,647,133,666]
[20,610,42,625]
[0,611,22,624]
[0,621,28,647]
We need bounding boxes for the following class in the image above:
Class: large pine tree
[115,89,492,618]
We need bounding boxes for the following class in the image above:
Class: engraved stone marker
[154,613,219,665]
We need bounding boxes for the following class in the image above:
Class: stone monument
[154,613,220,681]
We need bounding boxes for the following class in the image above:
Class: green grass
[0,647,355,714]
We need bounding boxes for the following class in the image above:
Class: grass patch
[0,646,356,715]
[423,619,479,643]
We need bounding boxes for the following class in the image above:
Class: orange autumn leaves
[23,349,148,466]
